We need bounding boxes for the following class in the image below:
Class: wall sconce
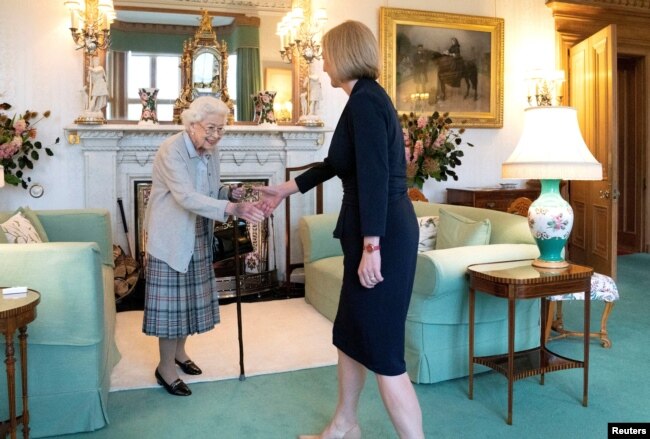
[64,0,114,55]
[276,2,327,127]
[64,0,114,125]
[526,69,565,107]
[277,6,327,65]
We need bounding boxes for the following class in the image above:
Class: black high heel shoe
[175,358,202,375]
[155,369,192,396]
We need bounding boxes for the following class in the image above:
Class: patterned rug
[110,298,337,391]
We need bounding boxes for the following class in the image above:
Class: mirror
[108,6,294,124]
[193,51,220,93]
[172,10,233,124]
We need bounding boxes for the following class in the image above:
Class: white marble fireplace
[65,123,329,283]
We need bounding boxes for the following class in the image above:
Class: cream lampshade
[502,106,602,268]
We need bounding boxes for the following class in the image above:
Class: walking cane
[233,218,246,381]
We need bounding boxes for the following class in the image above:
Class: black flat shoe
[175,358,202,375]
[155,369,192,396]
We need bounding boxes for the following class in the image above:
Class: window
[107,51,239,122]
[126,52,181,121]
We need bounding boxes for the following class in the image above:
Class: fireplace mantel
[65,123,330,283]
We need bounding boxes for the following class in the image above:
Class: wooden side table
[466,261,592,425]
[0,289,40,439]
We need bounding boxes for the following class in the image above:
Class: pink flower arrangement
[1,102,58,188]
[401,111,473,189]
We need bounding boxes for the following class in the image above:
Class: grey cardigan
[144,131,229,273]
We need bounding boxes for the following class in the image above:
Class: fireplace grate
[133,179,278,299]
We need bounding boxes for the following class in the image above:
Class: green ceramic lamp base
[527,179,573,269]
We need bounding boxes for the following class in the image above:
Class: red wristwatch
[364,244,381,253]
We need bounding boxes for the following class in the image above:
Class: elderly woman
[143,96,265,397]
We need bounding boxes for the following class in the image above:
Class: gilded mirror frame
[173,10,234,124]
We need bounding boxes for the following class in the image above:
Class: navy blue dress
[295,78,419,376]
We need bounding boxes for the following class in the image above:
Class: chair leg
[554,301,565,331]
[599,302,615,348]
[548,300,615,348]
[544,301,556,343]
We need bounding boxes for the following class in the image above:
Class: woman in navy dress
[259,20,424,439]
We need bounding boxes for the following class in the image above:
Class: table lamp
[502,106,602,268]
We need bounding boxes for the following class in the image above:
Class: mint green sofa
[299,202,542,384]
[0,209,120,437]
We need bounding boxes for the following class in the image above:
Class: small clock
[29,183,44,198]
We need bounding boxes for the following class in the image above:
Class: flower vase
[251,91,277,125]
[138,88,159,125]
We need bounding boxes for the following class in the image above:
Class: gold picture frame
[379,7,504,128]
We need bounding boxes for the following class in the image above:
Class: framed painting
[379,7,504,128]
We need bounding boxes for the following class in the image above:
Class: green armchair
[298,202,542,384]
[0,209,120,437]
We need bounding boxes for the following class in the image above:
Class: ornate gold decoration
[173,10,234,124]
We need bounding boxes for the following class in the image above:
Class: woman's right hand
[226,201,266,223]
[257,180,299,216]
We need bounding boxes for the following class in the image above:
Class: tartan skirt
[142,216,220,338]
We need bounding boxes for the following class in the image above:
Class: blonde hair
[322,20,380,82]
[181,96,229,129]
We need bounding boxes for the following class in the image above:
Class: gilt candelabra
[277,4,327,126]
[64,0,115,124]
[64,0,114,55]
[277,6,327,65]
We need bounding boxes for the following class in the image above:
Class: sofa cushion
[0,206,49,243]
[411,202,535,245]
[417,216,439,252]
[35,209,114,267]
[436,208,491,249]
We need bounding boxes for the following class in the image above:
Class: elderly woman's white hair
[181,96,229,129]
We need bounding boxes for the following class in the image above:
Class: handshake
[224,181,296,224]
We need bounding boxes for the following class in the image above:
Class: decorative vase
[138,88,159,125]
[528,179,573,268]
[251,90,277,125]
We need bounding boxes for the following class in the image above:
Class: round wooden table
[0,288,40,439]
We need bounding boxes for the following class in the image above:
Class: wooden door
[617,56,645,254]
[568,25,618,277]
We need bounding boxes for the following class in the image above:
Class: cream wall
[0,0,555,212]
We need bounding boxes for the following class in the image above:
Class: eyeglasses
[198,123,226,136]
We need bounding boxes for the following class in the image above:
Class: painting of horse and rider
[380,8,504,128]
[397,27,489,112]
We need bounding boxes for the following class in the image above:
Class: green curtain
[237,48,261,122]
[111,29,188,54]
